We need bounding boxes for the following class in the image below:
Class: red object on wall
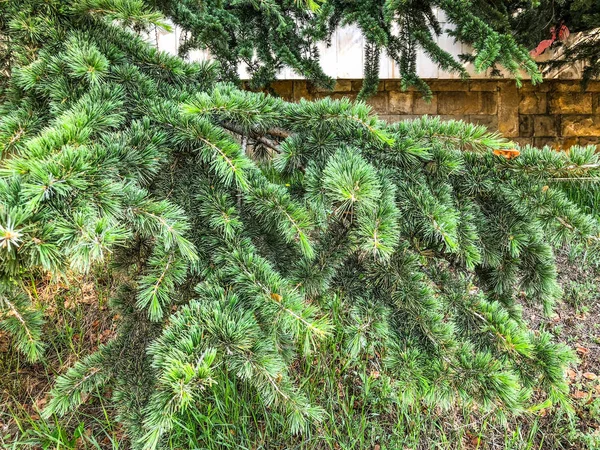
[530,23,570,57]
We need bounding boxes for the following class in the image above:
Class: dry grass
[1,250,599,449]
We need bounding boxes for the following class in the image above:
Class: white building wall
[151,13,581,80]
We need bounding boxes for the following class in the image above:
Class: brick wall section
[264,79,600,149]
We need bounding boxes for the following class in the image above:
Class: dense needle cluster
[1,1,600,449]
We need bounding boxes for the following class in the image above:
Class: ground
[1,248,599,449]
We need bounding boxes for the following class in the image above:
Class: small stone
[378,114,404,123]
[572,390,587,399]
[351,80,363,91]
[519,81,551,92]
[576,345,590,355]
[314,80,351,93]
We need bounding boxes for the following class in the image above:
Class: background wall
[155,21,498,80]
[262,79,600,149]
[154,20,583,81]
[153,21,594,148]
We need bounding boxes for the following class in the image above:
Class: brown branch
[220,121,283,153]
[266,127,291,139]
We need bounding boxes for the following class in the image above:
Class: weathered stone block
[536,137,578,150]
[438,92,482,115]
[562,137,580,149]
[384,80,402,91]
[586,81,600,92]
[379,114,420,123]
[533,115,558,137]
[513,137,533,147]
[350,80,384,92]
[469,81,499,92]
[310,93,328,101]
[470,115,498,130]
[593,93,600,114]
[366,92,388,113]
[333,80,352,92]
[551,81,583,92]
[549,92,592,114]
[271,81,293,99]
[389,91,414,114]
[378,114,401,123]
[330,92,358,102]
[519,92,547,114]
[429,80,468,91]
[480,92,498,114]
[498,83,519,137]
[398,114,422,121]
[579,136,600,147]
[561,115,600,136]
[413,93,437,115]
[293,81,310,101]
[519,115,533,137]
[314,80,352,93]
[518,82,551,92]
[436,114,469,122]
[534,137,561,149]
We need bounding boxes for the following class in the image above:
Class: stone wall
[264,79,600,149]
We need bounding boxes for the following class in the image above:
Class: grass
[0,271,121,450]
[4,405,125,450]
[1,252,600,449]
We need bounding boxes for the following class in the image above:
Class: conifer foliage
[1,0,600,448]
[155,0,541,98]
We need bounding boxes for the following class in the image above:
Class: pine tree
[1,0,599,448]
[154,0,541,98]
